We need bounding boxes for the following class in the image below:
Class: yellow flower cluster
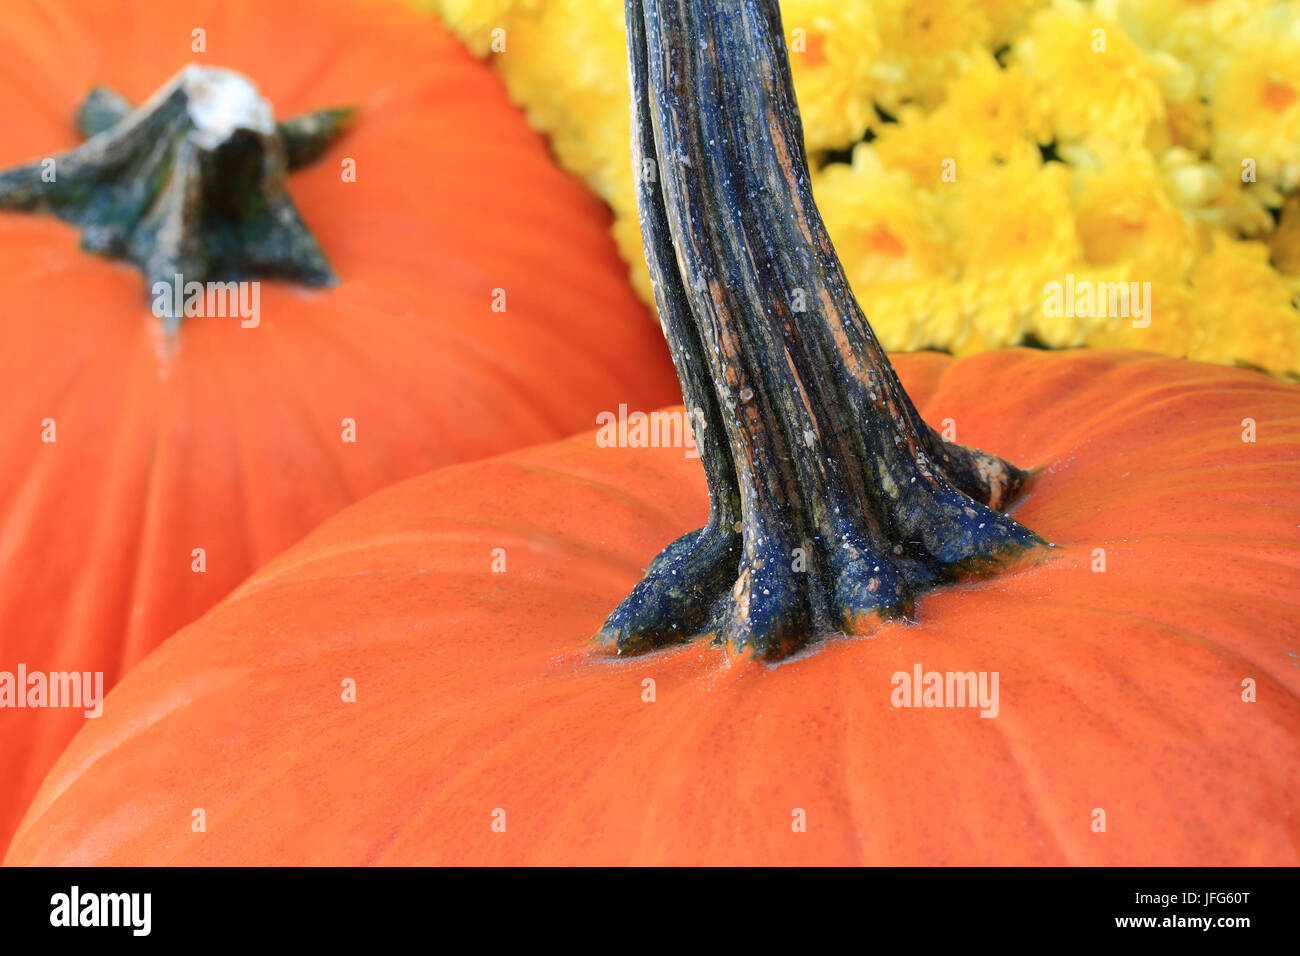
[429,0,1300,376]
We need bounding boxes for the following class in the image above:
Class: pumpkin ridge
[617,660,749,865]
[501,456,704,530]
[251,318,372,496]
[112,347,170,671]
[1034,589,1299,698]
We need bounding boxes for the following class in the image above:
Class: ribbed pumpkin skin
[7,350,1299,866]
[0,0,679,851]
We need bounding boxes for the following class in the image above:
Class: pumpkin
[0,0,679,851]
[7,0,1299,866]
[5,347,1299,865]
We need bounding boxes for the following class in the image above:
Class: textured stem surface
[0,65,351,324]
[598,0,1045,660]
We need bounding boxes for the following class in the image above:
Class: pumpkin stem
[597,0,1046,660]
[0,65,351,325]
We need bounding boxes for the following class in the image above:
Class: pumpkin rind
[7,349,1298,866]
[0,0,679,852]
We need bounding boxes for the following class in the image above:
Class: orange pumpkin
[6,348,1298,866]
[0,0,678,850]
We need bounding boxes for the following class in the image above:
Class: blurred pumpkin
[0,0,678,851]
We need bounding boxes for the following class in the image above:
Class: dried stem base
[0,66,351,323]
[597,0,1044,660]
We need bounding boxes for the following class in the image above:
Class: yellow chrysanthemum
[1080,273,1198,357]
[875,49,1044,184]
[1271,196,1300,277]
[1184,172,1280,239]
[947,157,1078,278]
[1105,0,1278,76]
[949,158,1084,352]
[782,0,880,152]
[959,270,1061,351]
[1064,144,1204,282]
[811,145,957,350]
[1186,235,1300,372]
[1158,147,1224,212]
[429,0,1300,375]
[869,109,958,187]
[981,0,1052,47]
[870,0,992,110]
[1206,6,1300,191]
[940,52,1047,156]
[814,146,952,286]
[855,278,969,353]
[429,0,536,55]
[1163,95,1212,155]
[1012,0,1166,148]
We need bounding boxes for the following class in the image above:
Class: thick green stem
[0,65,351,325]
[598,0,1045,660]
